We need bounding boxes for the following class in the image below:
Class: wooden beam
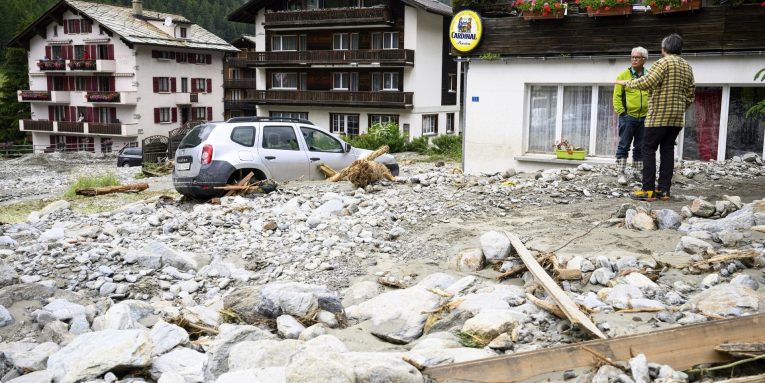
[425,313,765,383]
[75,183,149,196]
[505,231,606,339]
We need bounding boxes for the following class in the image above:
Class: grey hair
[632,47,648,58]
[661,33,683,55]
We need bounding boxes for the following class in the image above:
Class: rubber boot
[632,160,643,181]
[616,158,628,185]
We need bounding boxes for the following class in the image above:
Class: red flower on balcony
[87,92,120,102]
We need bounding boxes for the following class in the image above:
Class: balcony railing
[89,123,122,135]
[36,60,67,71]
[229,49,415,67]
[249,90,413,108]
[174,93,200,104]
[67,59,116,72]
[224,100,258,110]
[20,120,133,136]
[57,122,85,133]
[21,120,53,132]
[68,60,97,71]
[264,6,392,27]
[84,91,138,105]
[18,90,70,103]
[223,79,258,88]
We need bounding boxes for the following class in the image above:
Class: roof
[8,0,238,52]
[228,0,452,23]
[229,35,257,49]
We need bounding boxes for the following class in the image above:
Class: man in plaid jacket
[616,33,695,201]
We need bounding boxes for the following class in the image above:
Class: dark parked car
[117,147,142,167]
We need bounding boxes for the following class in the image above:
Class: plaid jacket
[624,54,695,128]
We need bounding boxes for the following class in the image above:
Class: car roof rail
[225,116,314,125]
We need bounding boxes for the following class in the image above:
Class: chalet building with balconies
[224,35,259,120]
[456,5,765,174]
[227,0,460,138]
[8,0,237,153]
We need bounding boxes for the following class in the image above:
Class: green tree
[0,48,30,143]
[745,68,765,119]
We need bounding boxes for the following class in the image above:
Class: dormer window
[180,27,187,38]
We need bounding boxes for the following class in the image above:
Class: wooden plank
[224,172,254,197]
[715,374,765,383]
[505,231,606,339]
[75,183,148,196]
[425,313,765,383]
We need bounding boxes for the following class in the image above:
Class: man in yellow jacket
[613,47,649,186]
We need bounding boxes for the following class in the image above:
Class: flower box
[648,0,700,14]
[522,10,565,20]
[586,4,632,16]
[555,149,586,160]
[516,1,567,20]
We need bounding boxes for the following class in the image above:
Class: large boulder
[284,350,354,383]
[46,330,153,383]
[224,283,342,324]
[150,348,207,383]
[480,231,511,261]
[215,368,286,383]
[228,339,300,371]
[683,205,755,234]
[344,352,423,383]
[460,310,518,341]
[689,283,760,317]
[455,285,526,314]
[149,320,189,356]
[204,324,276,381]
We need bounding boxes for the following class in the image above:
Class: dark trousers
[642,126,682,193]
[615,115,645,160]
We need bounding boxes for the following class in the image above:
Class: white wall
[463,54,765,174]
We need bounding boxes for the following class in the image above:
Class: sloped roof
[8,0,238,52]
[228,0,452,23]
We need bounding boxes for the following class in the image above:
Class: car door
[299,126,357,180]
[230,125,257,167]
[258,125,310,181]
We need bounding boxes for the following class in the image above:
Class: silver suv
[173,117,399,198]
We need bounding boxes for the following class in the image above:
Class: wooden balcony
[229,49,414,67]
[19,120,134,136]
[264,6,392,28]
[88,123,123,135]
[36,59,67,72]
[67,59,116,73]
[18,90,70,104]
[57,122,85,133]
[84,91,138,105]
[223,79,258,88]
[224,100,257,111]
[249,90,413,108]
[20,120,53,132]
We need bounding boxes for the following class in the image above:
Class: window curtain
[726,87,765,159]
[562,86,591,150]
[528,86,557,153]
[595,86,619,156]
[683,87,722,161]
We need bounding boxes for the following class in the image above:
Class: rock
[730,274,759,291]
[487,332,514,350]
[700,273,720,289]
[47,330,153,383]
[205,324,277,380]
[604,284,644,309]
[315,199,344,216]
[403,347,496,369]
[677,236,713,255]
[39,200,70,216]
[592,365,624,383]
[690,283,759,317]
[691,199,715,218]
[685,205,755,233]
[616,203,636,219]
[0,264,19,288]
[150,320,189,356]
[680,206,693,218]
[342,282,382,307]
[225,283,341,324]
[157,372,185,383]
[228,339,300,371]
[150,348,207,383]
[299,324,327,341]
[7,370,53,383]
[623,273,658,290]
[344,352,423,383]
[454,284,526,314]
[655,209,682,230]
[216,368,287,383]
[141,241,201,271]
[630,354,650,383]
[461,310,518,341]
[455,248,485,272]
[590,267,615,286]
[0,305,12,327]
[276,315,305,339]
[626,210,657,231]
[480,231,511,261]
[102,303,142,330]
[285,350,354,383]
[11,342,59,371]
[716,229,743,247]
[0,284,55,308]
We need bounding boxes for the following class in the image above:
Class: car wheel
[121,162,131,168]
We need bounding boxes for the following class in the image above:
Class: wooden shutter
[67,77,75,91]
[48,106,55,120]
[176,53,181,63]
[206,54,211,64]
[45,46,51,59]
[63,21,68,34]
[171,78,176,93]
[171,107,177,123]
[154,108,160,123]
[107,45,114,60]
[188,54,196,64]
[89,45,97,59]
[191,79,197,93]
[170,51,176,60]
[73,21,80,34]
[66,46,74,60]
[153,77,159,93]
[110,108,117,122]
[46,77,53,90]
[207,107,212,121]
[108,77,115,91]
[152,50,159,59]
[206,79,212,93]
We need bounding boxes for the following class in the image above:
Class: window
[99,107,112,123]
[371,72,381,91]
[53,26,58,37]
[299,34,308,51]
[270,111,308,120]
[423,114,437,135]
[333,72,349,90]
[159,108,171,123]
[371,33,382,50]
[181,78,188,93]
[561,86,592,152]
[180,27,187,38]
[231,89,242,101]
[446,113,455,133]
[448,73,457,92]
[272,73,297,89]
[194,54,206,63]
[74,45,85,60]
[528,85,557,153]
[195,78,206,92]
[301,127,344,153]
[177,53,188,63]
[51,46,62,59]
[97,77,110,91]
[383,32,398,49]
[262,126,299,150]
[595,86,619,156]
[66,20,80,34]
[231,126,256,147]
[75,77,87,91]
[272,35,297,51]
[231,69,241,79]
[383,72,399,91]
[330,113,360,135]
[726,87,765,159]
[97,45,109,60]
[156,51,173,60]
[682,87,723,161]
[193,107,207,120]
[369,114,399,127]
[333,34,349,50]
[159,77,170,93]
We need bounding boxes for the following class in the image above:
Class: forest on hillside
[0,0,255,53]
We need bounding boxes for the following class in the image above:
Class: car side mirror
[344,143,351,153]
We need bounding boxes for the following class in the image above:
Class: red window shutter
[206,54,211,64]
[89,45,97,59]
[67,46,74,60]
[46,77,53,90]
[74,21,80,34]
[207,107,212,121]
[171,78,176,93]
[107,45,114,60]
[154,108,160,123]
[45,46,51,58]
[110,108,116,122]
[48,106,55,120]
[191,79,197,93]
[108,77,115,91]
[189,54,196,64]
[171,108,178,123]
[170,51,176,60]
[86,107,94,123]
[153,77,159,93]
[85,20,92,33]
[63,21,68,34]
[68,77,75,91]
[206,79,212,93]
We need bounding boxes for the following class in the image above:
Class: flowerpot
[649,0,700,14]
[555,149,586,160]
[587,4,632,16]
[522,10,565,20]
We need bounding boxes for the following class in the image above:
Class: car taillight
[201,144,213,165]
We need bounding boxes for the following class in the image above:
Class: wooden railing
[224,100,258,110]
[249,90,413,107]
[223,79,259,88]
[57,122,85,133]
[264,6,391,26]
[68,60,97,70]
[229,49,414,67]
[22,120,54,131]
[89,123,122,135]
[19,91,51,101]
[36,60,66,71]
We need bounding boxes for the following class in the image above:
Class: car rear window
[231,126,256,147]
[179,124,215,149]
[124,148,141,155]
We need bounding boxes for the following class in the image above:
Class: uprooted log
[328,145,390,182]
[76,183,149,196]
[318,163,338,178]
[346,160,395,188]
[425,313,765,383]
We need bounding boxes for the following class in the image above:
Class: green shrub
[345,122,409,153]
[64,172,120,198]
[406,136,429,154]
[429,134,463,161]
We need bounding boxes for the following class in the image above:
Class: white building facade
[10,0,236,153]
